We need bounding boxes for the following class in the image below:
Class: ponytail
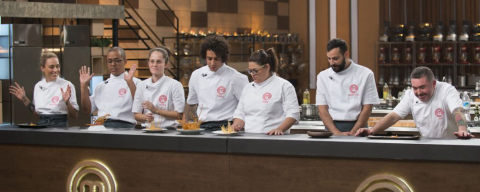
[248,47,279,73]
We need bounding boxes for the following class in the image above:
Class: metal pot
[301,104,317,117]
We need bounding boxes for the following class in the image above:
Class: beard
[331,57,347,73]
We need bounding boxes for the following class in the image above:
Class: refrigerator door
[61,25,90,47]
[11,47,43,124]
[62,47,91,126]
[10,24,43,47]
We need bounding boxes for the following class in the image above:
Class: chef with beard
[316,38,379,135]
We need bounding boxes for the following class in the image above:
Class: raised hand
[61,85,72,103]
[9,82,26,101]
[79,66,94,85]
[124,64,137,82]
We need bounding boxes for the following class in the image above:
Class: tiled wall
[101,0,290,39]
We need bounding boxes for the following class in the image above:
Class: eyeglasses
[107,59,124,65]
[246,65,266,75]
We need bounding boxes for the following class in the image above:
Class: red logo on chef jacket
[51,96,60,105]
[262,92,272,103]
[348,84,359,96]
[118,88,127,97]
[158,95,167,106]
[217,86,226,97]
[435,108,444,118]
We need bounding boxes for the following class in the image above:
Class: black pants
[200,121,232,131]
[104,119,136,128]
[38,114,68,127]
[326,120,367,132]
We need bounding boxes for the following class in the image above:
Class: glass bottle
[303,89,310,104]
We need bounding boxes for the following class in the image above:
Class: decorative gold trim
[356,174,413,192]
[67,160,117,192]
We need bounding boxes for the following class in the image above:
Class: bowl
[307,131,333,138]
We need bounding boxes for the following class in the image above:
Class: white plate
[142,128,167,133]
[177,129,205,135]
[212,130,241,136]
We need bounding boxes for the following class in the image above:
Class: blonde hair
[40,51,58,68]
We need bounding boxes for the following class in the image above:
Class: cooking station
[1,125,479,191]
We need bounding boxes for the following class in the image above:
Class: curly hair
[200,35,230,63]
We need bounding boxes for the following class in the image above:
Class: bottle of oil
[303,89,310,104]
[383,83,389,100]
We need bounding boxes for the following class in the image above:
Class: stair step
[124,48,150,50]
[119,38,151,41]
[105,26,141,30]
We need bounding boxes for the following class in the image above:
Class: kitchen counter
[2,125,480,191]
[1,125,479,162]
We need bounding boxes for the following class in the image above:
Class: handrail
[124,0,161,46]
[150,0,180,79]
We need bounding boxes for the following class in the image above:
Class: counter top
[2,125,480,162]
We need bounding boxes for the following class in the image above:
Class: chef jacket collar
[203,63,227,76]
[109,71,127,80]
[146,75,166,89]
[252,73,276,87]
[40,77,59,89]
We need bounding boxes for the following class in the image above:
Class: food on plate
[220,122,236,134]
[177,106,202,130]
[91,114,111,125]
[29,123,36,126]
[147,120,163,130]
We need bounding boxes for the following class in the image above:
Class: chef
[186,35,249,130]
[79,47,140,128]
[316,38,380,135]
[232,48,299,135]
[9,52,79,126]
[132,47,185,128]
[356,66,473,139]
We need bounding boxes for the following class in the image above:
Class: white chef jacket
[132,75,185,128]
[90,72,141,124]
[33,78,79,115]
[316,61,379,121]
[393,81,462,139]
[233,74,300,133]
[187,64,248,122]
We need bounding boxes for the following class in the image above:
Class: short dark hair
[411,66,435,82]
[200,35,230,63]
[107,46,126,60]
[326,38,348,54]
[249,48,278,73]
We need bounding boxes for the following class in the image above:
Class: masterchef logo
[217,86,226,97]
[262,92,272,103]
[118,88,127,97]
[158,95,167,106]
[50,96,60,106]
[348,84,359,96]
[435,108,444,118]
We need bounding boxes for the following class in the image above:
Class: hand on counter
[454,131,475,139]
[355,128,373,137]
[266,128,284,135]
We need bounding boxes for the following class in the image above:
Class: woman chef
[132,47,185,128]
[232,48,299,135]
[9,51,79,126]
